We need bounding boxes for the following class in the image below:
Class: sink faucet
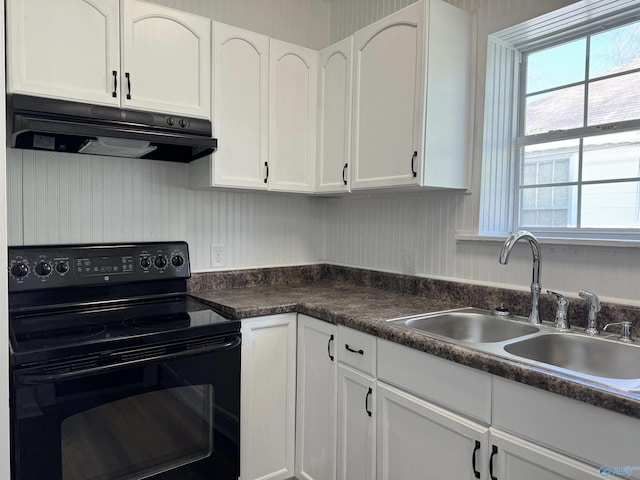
[499,230,541,324]
[579,290,600,335]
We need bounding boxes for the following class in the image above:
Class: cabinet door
[121,0,211,118]
[241,314,297,480]
[269,39,317,193]
[212,23,269,189]
[295,315,337,480]
[351,1,424,190]
[490,429,606,480]
[316,36,353,193]
[377,382,489,480]
[337,365,376,480]
[6,0,120,106]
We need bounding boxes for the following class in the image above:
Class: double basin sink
[387,307,640,393]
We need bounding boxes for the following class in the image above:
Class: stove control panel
[8,242,190,291]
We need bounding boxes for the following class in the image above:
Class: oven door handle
[17,335,241,385]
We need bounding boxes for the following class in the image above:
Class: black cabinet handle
[490,445,498,480]
[125,72,132,99]
[342,163,348,185]
[345,344,364,355]
[327,334,334,361]
[365,387,372,417]
[264,162,269,183]
[411,151,417,177]
[472,440,481,479]
[112,70,118,98]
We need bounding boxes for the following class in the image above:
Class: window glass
[521,140,579,185]
[519,185,578,228]
[587,71,640,125]
[526,38,586,93]
[581,182,640,228]
[582,131,640,181]
[525,86,584,135]
[589,20,640,79]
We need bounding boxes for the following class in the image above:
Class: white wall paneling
[8,149,324,271]
[146,0,330,50]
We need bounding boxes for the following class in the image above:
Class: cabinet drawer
[337,326,376,376]
[377,339,491,424]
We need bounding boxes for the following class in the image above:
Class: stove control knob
[11,263,29,278]
[56,262,69,274]
[171,255,184,267]
[140,257,151,269]
[155,255,168,269]
[35,262,52,276]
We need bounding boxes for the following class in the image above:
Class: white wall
[7,149,325,272]
[147,0,331,50]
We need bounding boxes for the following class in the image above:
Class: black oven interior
[8,242,240,480]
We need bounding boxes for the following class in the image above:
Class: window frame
[479,0,640,242]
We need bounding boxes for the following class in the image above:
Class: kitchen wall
[7,149,325,271]
[8,0,640,307]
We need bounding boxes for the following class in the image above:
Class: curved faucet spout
[499,230,542,324]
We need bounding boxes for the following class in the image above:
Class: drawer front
[377,339,491,424]
[337,326,377,376]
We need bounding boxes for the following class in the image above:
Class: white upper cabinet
[121,0,211,118]
[211,22,270,189]
[7,0,211,119]
[269,39,318,193]
[6,0,121,106]
[351,0,472,190]
[351,1,424,190]
[316,36,353,194]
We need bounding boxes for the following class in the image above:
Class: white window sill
[455,233,640,249]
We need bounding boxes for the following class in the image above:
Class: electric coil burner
[8,242,240,480]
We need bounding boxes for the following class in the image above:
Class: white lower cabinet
[489,428,605,480]
[240,313,297,480]
[295,315,337,480]
[377,382,489,480]
[337,364,376,480]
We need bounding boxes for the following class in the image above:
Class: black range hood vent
[7,94,217,163]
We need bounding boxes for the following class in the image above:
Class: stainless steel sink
[504,334,640,380]
[387,308,539,343]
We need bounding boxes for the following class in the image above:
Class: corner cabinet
[350,0,472,190]
[269,39,318,193]
[6,0,211,119]
[316,36,354,194]
[240,314,297,480]
[295,315,337,480]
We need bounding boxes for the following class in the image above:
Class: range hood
[7,94,217,163]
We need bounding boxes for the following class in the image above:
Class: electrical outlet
[211,245,226,268]
[402,248,416,275]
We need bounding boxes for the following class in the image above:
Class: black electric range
[8,242,241,480]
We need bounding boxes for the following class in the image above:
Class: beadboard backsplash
[7,149,325,272]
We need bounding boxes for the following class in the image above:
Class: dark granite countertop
[190,274,640,420]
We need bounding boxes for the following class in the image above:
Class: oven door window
[61,385,213,480]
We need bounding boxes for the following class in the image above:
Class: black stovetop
[10,296,239,365]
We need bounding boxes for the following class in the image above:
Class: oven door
[11,334,240,480]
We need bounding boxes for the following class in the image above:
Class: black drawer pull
[342,163,348,185]
[264,162,269,183]
[327,334,334,361]
[125,72,132,99]
[411,150,418,177]
[472,440,481,478]
[112,70,117,98]
[345,344,364,355]
[365,387,372,417]
[490,445,498,480]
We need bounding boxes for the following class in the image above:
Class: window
[480,1,640,240]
